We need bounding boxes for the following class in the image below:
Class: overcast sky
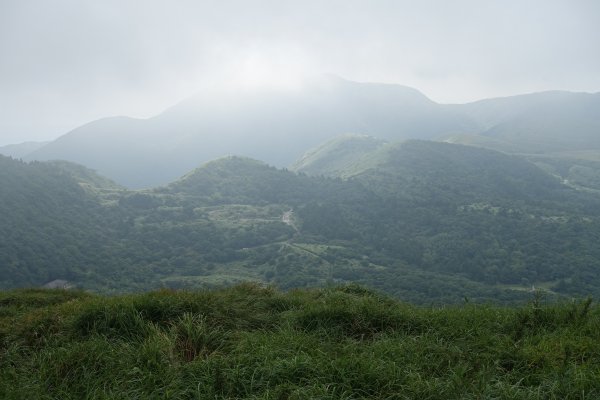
[1,0,599,145]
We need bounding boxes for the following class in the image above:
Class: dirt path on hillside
[282,209,300,233]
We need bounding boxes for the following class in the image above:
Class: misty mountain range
[3,75,600,302]
[3,76,599,188]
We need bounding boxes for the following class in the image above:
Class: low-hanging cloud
[1,0,599,145]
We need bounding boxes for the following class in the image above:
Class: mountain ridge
[5,77,599,189]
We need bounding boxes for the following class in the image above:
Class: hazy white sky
[1,0,599,145]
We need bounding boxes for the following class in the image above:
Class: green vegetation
[1,285,600,399]
[441,136,600,194]
[0,156,121,288]
[291,134,388,177]
[4,139,600,303]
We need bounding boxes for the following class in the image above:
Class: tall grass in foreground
[1,284,599,399]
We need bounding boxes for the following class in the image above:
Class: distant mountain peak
[20,77,600,188]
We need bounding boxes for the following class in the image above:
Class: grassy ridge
[1,285,599,399]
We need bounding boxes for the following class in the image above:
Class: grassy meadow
[0,284,599,399]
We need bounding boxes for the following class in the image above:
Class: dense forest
[3,140,600,303]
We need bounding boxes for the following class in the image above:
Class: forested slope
[3,139,600,303]
[0,156,117,287]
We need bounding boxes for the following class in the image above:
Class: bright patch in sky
[224,46,315,91]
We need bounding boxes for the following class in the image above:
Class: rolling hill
[23,76,473,188]
[291,134,388,178]
[11,78,599,189]
[3,139,600,302]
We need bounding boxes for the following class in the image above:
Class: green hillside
[0,156,119,288]
[290,141,600,297]
[3,140,600,302]
[45,160,124,191]
[291,134,387,177]
[440,92,600,196]
[292,137,583,207]
[1,285,599,399]
[160,156,342,205]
